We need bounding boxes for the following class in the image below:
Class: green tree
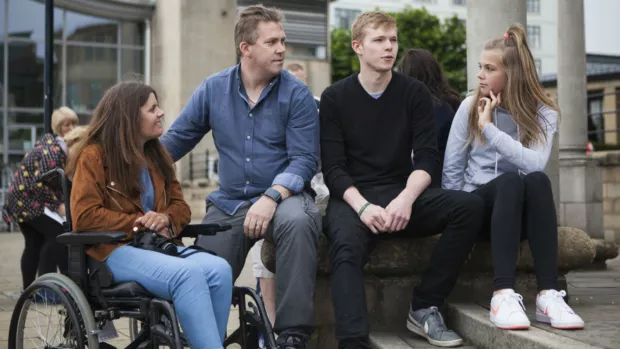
[330,7,467,93]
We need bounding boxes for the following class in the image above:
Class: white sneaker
[536,290,584,329]
[489,290,531,330]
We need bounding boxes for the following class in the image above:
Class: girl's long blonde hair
[468,23,558,147]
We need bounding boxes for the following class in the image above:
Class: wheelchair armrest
[57,231,128,245]
[179,223,231,238]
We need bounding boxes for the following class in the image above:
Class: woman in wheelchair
[65,80,233,349]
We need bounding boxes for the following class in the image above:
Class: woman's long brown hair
[398,48,462,112]
[65,81,175,195]
[468,23,558,147]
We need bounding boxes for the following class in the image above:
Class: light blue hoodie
[442,96,557,192]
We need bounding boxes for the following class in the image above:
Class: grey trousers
[197,192,321,340]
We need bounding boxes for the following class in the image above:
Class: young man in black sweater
[320,11,485,348]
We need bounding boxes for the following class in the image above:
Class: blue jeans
[105,245,233,349]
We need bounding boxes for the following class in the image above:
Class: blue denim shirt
[160,65,319,215]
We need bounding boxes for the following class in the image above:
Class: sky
[584,0,620,56]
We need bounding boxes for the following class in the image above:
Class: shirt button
[249,113,253,117]
[247,136,251,140]
[246,181,250,185]
[246,158,250,162]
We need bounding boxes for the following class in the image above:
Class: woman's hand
[56,203,66,217]
[478,90,501,130]
[134,212,170,237]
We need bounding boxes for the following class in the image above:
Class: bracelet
[357,202,371,217]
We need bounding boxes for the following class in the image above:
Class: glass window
[526,0,540,14]
[5,111,43,152]
[7,42,62,108]
[66,45,117,112]
[121,49,144,78]
[334,8,361,30]
[120,22,145,46]
[66,10,118,43]
[0,0,5,37]
[527,25,541,49]
[453,0,466,5]
[7,0,63,41]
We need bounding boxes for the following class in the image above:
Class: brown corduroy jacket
[70,144,191,261]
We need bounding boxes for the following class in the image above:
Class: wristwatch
[263,187,282,204]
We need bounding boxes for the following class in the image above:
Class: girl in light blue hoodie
[442,24,584,331]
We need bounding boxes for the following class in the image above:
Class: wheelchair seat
[101,281,151,298]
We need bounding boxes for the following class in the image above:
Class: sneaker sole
[406,319,464,347]
[535,313,585,330]
[490,314,530,330]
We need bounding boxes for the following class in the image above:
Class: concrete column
[557,0,604,238]
[466,0,526,91]
[151,0,237,182]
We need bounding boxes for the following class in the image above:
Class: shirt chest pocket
[259,104,286,145]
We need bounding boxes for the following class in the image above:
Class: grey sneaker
[406,306,463,347]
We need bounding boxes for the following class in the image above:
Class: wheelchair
[8,168,277,349]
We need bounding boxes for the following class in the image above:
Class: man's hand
[244,196,277,239]
[135,212,171,237]
[359,204,388,234]
[383,195,414,233]
[56,203,66,217]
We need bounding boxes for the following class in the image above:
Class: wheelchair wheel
[8,280,85,349]
[129,318,143,341]
[37,273,101,349]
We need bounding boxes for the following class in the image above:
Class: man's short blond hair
[351,11,397,42]
[235,5,284,57]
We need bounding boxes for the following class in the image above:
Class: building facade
[329,0,556,77]
[0,0,330,186]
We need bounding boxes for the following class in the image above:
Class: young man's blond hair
[351,11,397,43]
[234,5,284,57]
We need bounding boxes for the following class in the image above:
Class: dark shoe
[406,306,463,347]
[277,335,306,349]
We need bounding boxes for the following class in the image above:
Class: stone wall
[596,151,620,243]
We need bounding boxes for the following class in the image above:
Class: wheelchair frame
[8,168,277,349]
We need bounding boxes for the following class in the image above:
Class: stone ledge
[261,227,599,276]
[444,303,601,349]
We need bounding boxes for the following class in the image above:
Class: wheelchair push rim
[8,281,86,349]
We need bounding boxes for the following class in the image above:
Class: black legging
[473,171,559,292]
[18,215,68,289]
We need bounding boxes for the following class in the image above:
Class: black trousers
[473,171,559,292]
[19,215,68,289]
[325,185,484,348]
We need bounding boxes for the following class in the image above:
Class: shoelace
[546,290,574,314]
[422,306,448,332]
[499,293,526,312]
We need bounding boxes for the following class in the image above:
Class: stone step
[370,331,477,349]
[444,303,602,349]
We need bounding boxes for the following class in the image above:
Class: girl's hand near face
[478,90,501,130]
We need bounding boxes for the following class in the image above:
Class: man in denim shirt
[160,5,320,349]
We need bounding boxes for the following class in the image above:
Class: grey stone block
[445,303,600,349]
